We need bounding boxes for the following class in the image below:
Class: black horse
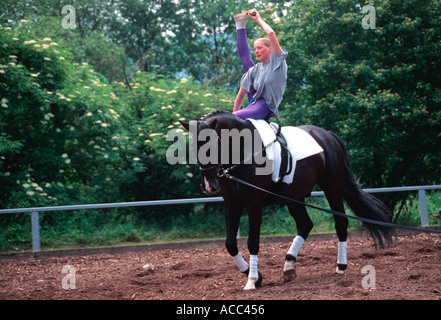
[180,110,393,290]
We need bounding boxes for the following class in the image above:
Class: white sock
[232,252,249,272]
[249,254,258,279]
[235,19,247,30]
[337,241,347,265]
[287,235,305,258]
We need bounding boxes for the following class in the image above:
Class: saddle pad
[248,119,324,184]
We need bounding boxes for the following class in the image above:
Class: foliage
[0,22,125,210]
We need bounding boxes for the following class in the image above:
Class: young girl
[232,9,288,120]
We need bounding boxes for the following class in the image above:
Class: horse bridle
[198,138,277,179]
[198,115,282,179]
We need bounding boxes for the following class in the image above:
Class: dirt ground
[1,233,440,300]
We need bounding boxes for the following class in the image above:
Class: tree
[280,0,441,218]
[0,21,125,209]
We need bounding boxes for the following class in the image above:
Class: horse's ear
[179,120,190,131]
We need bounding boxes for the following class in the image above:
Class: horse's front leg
[243,206,263,290]
[224,201,249,274]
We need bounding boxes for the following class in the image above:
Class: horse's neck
[216,116,251,132]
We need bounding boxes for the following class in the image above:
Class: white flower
[1,98,8,108]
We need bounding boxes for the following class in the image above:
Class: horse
[180,110,393,290]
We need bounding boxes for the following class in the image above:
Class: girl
[233,9,288,120]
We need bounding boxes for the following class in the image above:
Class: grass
[1,191,440,253]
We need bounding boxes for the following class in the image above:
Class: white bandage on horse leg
[287,235,305,259]
[336,241,347,274]
[337,241,347,265]
[249,254,258,279]
[337,241,348,270]
[244,254,259,290]
[232,252,249,273]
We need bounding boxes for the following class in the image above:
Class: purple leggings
[233,29,271,120]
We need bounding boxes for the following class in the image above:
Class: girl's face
[254,40,272,63]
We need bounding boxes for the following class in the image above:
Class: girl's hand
[248,9,260,21]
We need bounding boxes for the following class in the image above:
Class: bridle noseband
[199,164,223,177]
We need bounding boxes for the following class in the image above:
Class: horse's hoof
[255,271,262,287]
[335,264,347,274]
[242,269,263,288]
[283,268,297,282]
[243,280,256,290]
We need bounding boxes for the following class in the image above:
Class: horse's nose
[202,176,217,194]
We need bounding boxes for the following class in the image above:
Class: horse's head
[180,110,252,194]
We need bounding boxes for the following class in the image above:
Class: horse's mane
[199,109,244,123]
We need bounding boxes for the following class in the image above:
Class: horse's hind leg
[283,200,313,282]
[322,187,349,274]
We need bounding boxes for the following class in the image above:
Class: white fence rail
[1,185,440,252]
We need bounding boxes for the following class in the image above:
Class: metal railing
[1,185,440,253]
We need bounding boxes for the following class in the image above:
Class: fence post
[418,189,429,227]
[31,211,41,252]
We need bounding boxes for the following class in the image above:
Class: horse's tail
[329,132,394,249]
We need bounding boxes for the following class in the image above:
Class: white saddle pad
[248,119,324,184]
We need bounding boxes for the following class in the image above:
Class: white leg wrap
[244,255,258,290]
[287,235,305,259]
[249,255,258,279]
[232,252,249,273]
[336,241,347,274]
[337,241,347,265]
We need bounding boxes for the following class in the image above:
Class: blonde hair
[255,38,271,47]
